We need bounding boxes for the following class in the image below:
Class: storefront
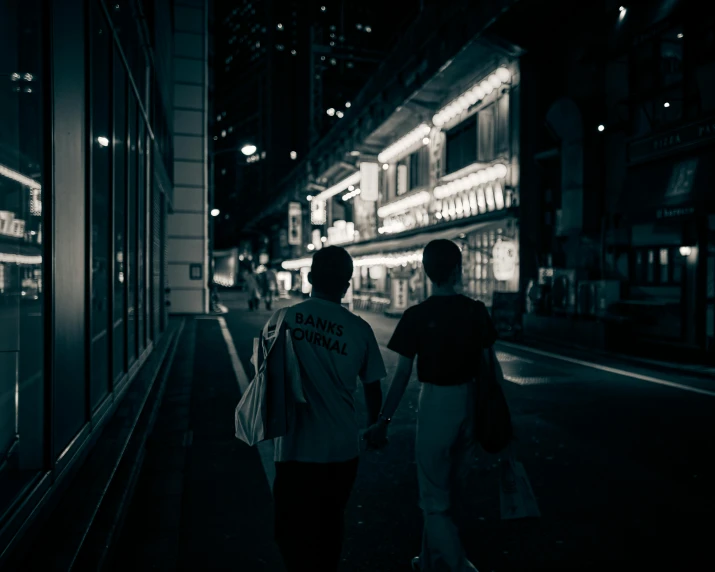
[617,115,715,357]
[355,216,518,309]
[283,216,519,316]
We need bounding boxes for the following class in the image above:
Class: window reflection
[114,44,127,381]
[0,0,44,479]
[127,97,137,365]
[90,0,112,409]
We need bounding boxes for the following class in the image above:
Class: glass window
[445,115,477,174]
[0,0,45,485]
[659,248,669,283]
[634,250,644,283]
[477,104,496,163]
[137,114,146,352]
[496,93,510,156]
[647,249,655,283]
[672,247,684,284]
[113,45,127,381]
[396,164,408,196]
[127,97,137,365]
[407,146,428,191]
[90,1,113,409]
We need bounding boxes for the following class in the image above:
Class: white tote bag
[235,309,305,447]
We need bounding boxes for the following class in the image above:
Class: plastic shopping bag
[500,456,541,520]
[234,364,271,446]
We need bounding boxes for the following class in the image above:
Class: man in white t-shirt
[272,246,387,571]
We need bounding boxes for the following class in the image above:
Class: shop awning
[619,152,715,223]
[281,217,510,270]
[345,218,506,258]
[0,238,42,265]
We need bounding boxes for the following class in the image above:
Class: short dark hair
[423,239,462,286]
[311,246,354,294]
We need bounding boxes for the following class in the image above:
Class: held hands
[363,419,389,450]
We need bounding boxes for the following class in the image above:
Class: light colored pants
[416,382,479,572]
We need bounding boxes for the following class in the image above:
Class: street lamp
[241,144,257,156]
[211,208,220,217]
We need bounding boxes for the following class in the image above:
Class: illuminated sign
[359,162,379,202]
[310,199,326,225]
[288,202,302,245]
[492,238,518,281]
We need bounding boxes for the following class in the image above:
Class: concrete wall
[168,0,209,314]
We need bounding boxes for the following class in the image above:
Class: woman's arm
[363,355,413,449]
[380,355,414,421]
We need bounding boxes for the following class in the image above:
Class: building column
[168,0,210,314]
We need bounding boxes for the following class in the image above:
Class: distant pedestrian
[262,264,278,310]
[270,246,387,572]
[364,239,498,572]
[242,267,261,311]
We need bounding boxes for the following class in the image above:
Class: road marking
[217,316,251,394]
[496,351,535,364]
[215,315,276,492]
[498,341,715,398]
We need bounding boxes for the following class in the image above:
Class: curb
[506,336,715,381]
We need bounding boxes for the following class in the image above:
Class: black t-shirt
[387,294,498,386]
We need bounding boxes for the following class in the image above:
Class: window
[461,232,499,304]
[409,147,429,189]
[691,16,715,112]
[127,97,138,365]
[90,0,113,409]
[496,93,510,156]
[631,247,684,285]
[629,26,685,133]
[396,164,408,196]
[394,147,429,196]
[445,115,477,174]
[0,0,45,492]
[113,45,127,381]
[137,109,147,352]
[477,104,496,163]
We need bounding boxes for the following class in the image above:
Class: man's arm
[363,381,383,426]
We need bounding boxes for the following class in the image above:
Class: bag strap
[263,307,289,338]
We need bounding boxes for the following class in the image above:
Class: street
[116,290,715,571]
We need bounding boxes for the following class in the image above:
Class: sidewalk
[109,316,284,571]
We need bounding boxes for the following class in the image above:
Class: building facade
[275,4,523,318]
[493,0,715,360]
[168,0,211,313]
[265,0,715,361]
[0,0,207,562]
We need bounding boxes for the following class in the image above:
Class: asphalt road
[222,291,715,571]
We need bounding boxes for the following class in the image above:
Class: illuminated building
[280,33,522,313]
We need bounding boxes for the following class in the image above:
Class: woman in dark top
[365,239,497,572]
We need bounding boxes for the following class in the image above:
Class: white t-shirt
[273,297,387,463]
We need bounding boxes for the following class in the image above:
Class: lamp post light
[241,143,257,156]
